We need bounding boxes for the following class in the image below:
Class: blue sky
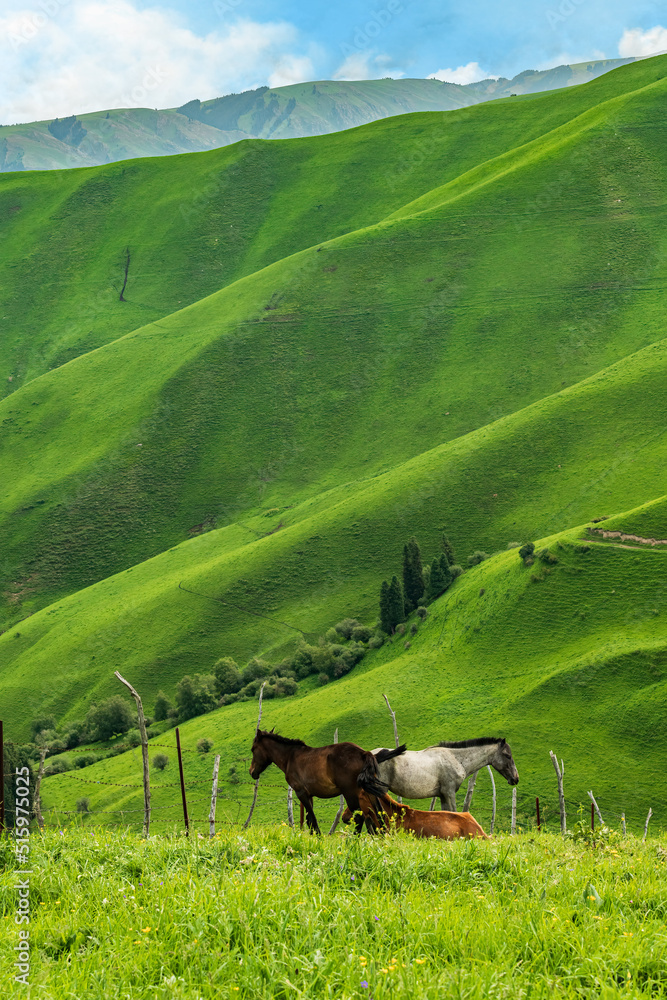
[199,0,665,79]
[1,0,666,123]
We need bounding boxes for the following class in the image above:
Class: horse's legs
[298,795,321,835]
[440,787,457,812]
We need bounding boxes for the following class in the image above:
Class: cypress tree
[427,555,453,602]
[427,556,447,602]
[379,580,393,634]
[439,553,453,590]
[388,575,405,631]
[402,536,424,614]
[442,534,455,566]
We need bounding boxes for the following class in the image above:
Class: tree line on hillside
[379,534,462,633]
[28,530,504,773]
[27,616,386,774]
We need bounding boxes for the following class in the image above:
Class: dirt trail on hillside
[591,529,667,547]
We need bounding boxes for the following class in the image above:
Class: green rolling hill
[2,54,667,829]
[0,57,636,173]
[41,515,667,832]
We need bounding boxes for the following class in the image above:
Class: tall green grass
[1,826,666,998]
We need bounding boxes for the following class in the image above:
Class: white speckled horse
[373,737,519,811]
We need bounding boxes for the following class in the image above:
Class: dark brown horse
[342,790,489,840]
[249,729,406,833]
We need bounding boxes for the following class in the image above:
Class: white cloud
[619,25,667,58]
[334,52,374,80]
[427,62,497,85]
[268,54,315,89]
[0,0,311,123]
[332,51,404,81]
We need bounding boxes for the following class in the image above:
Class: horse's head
[490,739,519,786]
[249,729,273,780]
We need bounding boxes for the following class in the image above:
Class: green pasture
[38,529,667,831]
[1,56,667,835]
[1,56,662,394]
[1,827,666,998]
[1,56,667,629]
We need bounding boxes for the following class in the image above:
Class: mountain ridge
[0,57,637,172]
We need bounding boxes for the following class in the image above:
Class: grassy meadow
[39,524,667,832]
[2,55,667,729]
[1,826,666,998]
[1,57,667,969]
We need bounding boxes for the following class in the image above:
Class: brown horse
[249,729,406,834]
[342,790,489,839]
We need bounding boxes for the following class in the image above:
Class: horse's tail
[357,745,406,797]
[374,744,407,765]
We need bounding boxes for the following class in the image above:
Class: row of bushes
[177,619,383,718]
[29,615,385,767]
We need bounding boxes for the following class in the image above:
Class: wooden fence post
[487,765,496,834]
[0,720,4,836]
[587,790,603,826]
[382,695,402,803]
[114,671,151,837]
[535,796,541,832]
[463,772,477,812]
[511,787,517,835]
[176,727,189,836]
[33,747,49,830]
[549,751,566,834]
[643,808,653,842]
[328,728,345,835]
[208,754,220,838]
[243,683,266,830]
[287,786,294,828]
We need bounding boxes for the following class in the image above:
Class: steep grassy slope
[586,495,667,543]
[2,55,667,815]
[3,335,667,734]
[40,523,667,830]
[1,55,663,394]
[0,58,635,172]
[1,57,666,631]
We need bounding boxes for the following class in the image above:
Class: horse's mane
[256,728,306,747]
[436,737,504,748]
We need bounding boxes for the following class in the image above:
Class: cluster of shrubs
[518,542,559,568]
[151,737,213,773]
[26,701,158,776]
[28,612,385,771]
[214,616,382,704]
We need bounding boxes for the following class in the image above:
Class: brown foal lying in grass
[342,790,489,839]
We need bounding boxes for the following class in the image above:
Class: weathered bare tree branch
[462,771,477,811]
[550,750,566,834]
[328,728,345,834]
[243,683,266,830]
[114,670,150,837]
